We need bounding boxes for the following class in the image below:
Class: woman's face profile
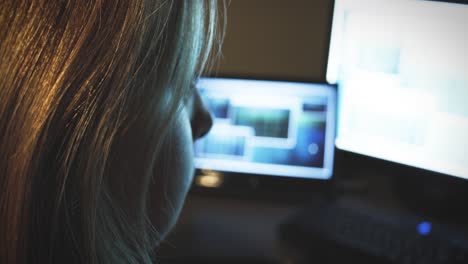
[147,86,212,238]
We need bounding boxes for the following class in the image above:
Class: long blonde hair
[0,1,223,263]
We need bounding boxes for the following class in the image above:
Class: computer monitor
[327,0,468,180]
[194,78,336,181]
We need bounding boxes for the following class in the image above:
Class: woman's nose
[191,90,213,141]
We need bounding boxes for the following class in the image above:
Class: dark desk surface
[158,194,302,263]
[157,167,468,263]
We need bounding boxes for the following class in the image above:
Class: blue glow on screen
[194,78,336,179]
[327,0,468,180]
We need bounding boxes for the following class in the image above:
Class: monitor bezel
[326,0,468,216]
[191,77,338,199]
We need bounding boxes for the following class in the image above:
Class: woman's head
[0,0,222,263]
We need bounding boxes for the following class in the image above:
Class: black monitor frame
[190,77,337,202]
[326,0,468,219]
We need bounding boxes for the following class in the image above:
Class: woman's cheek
[147,110,194,239]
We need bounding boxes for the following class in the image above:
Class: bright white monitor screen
[194,78,336,180]
[327,0,468,179]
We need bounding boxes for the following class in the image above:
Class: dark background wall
[212,0,333,81]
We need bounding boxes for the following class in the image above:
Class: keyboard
[279,202,468,264]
